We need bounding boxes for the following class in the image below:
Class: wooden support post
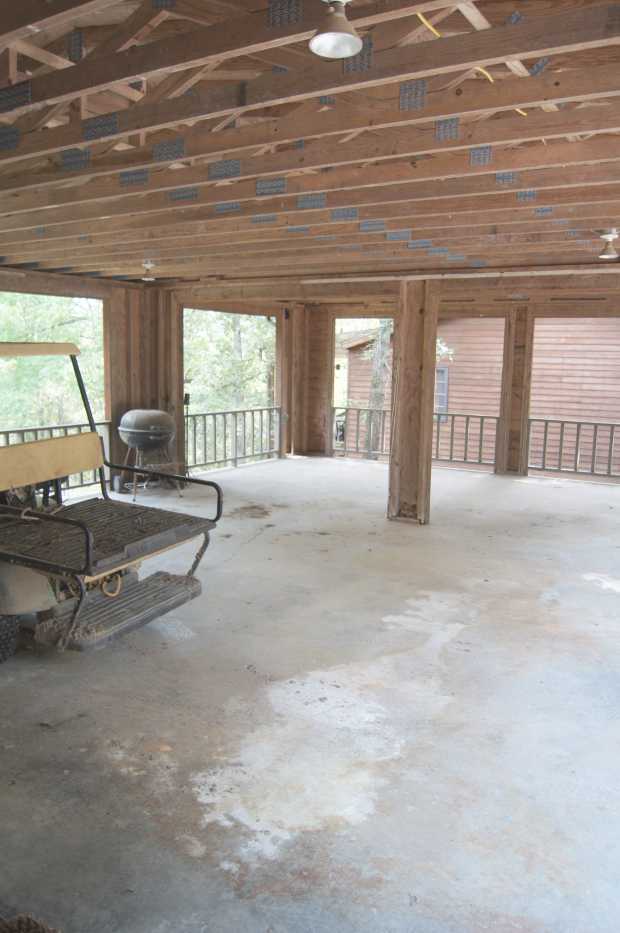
[388,280,439,524]
[290,304,309,455]
[276,308,292,455]
[496,307,534,475]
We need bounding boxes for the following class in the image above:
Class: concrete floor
[1,458,619,933]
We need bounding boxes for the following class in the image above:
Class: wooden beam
[2,4,620,122]
[388,279,439,524]
[0,1,111,46]
[2,54,620,185]
[496,307,534,475]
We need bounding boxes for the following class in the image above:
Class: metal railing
[433,412,498,466]
[528,418,620,478]
[332,408,498,466]
[0,421,111,488]
[333,407,391,459]
[185,407,281,471]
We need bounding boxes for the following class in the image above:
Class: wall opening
[183,307,279,472]
[0,291,106,489]
[333,314,505,469]
[528,316,620,480]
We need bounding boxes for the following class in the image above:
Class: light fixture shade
[309,2,363,59]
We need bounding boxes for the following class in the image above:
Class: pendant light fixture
[309,0,363,60]
[599,229,619,260]
[142,259,156,281]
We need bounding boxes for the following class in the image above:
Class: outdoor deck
[1,457,619,933]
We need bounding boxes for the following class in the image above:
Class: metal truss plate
[496,171,519,185]
[435,117,459,141]
[256,177,287,196]
[120,168,149,187]
[319,96,336,106]
[517,189,537,201]
[215,202,241,213]
[153,137,185,162]
[399,79,426,112]
[331,207,358,221]
[287,225,309,234]
[67,29,84,63]
[60,148,91,171]
[251,214,277,223]
[343,36,373,74]
[268,0,302,27]
[535,206,553,216]
[82,113,119,141]
[529,57,550,77]
[360,219,385,233]
[470,145,492,166]
[0,80,31,114]
[297,193,326,210]
[0,126,19,152]
[208,158,241,180]
[169,186,199,202]
[408,239,432,249]
[386,229,411,241]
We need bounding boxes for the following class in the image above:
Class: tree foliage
[183,309,276,412]
[0,292,105,430]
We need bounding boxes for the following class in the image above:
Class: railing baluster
[449,415,455,462]
[591,423,599,475]
[574,423,582,472]
[608,425,615,476]
[558,421,565,472]
[464,416,470,462]
[479,417,485,464]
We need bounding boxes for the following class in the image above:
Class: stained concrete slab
[1,458,619,933]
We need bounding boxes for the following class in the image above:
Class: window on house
[435,365,449,418]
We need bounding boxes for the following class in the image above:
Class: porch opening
[528,316,620,481]
[0,291,106,488]
[183,307,279,473]
[332,314,505,470]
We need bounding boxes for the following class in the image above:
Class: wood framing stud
[496,307,535,475]
[388,279,439,524]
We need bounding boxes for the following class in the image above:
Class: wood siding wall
[346,317,506,414]
[347,316,620,421]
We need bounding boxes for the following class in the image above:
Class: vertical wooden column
[496,307,534,475]
[290,303,310,454]
[276,308,293,455]
[388,280,439,524]
[104,285,185,469]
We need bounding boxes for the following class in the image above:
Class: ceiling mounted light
[309,0,363,60]
[142,259,156,281]
[599,229,619,260]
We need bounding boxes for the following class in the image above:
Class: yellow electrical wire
[416,17,528,117]
[415,11,442,38]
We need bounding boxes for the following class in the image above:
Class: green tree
[0,292,105,430]
[183,308,276,412]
